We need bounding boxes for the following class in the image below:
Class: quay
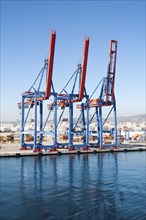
[0,143,146,158]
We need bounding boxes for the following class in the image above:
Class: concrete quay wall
[0,143,145,158]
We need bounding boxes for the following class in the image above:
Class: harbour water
[0,151,146,220]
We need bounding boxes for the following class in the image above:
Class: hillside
[1,114,146,124]
[117,114,146,123]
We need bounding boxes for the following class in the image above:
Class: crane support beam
[106,40,118,103]
[45,31,56,99]
[78,37,90,101]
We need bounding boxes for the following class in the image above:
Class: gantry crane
[88,40,118,148]
[18,31,56,151]
[50,37,90,150]
[18,33,118,151]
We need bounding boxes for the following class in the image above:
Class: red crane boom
[78,37,90,101]
[45,31,56,99]
[106,40,118,103]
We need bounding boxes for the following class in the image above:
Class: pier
[0,143,145,158]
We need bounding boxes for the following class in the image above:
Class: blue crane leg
[34,94,37,148]
[95,107,100,145]
[21,96,25,146]
[69,100,73,147]
[54,98,57,147]
[39,101,43,145]
[86,105,89,146]
[81,106,86,144]
[113,101,118,146]
[99,105,103,146]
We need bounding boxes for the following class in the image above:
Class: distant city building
[0,116,146,143]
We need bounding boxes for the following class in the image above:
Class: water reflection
[18,154,120,219]
[4,152,144,220]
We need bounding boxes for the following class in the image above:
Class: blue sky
[1,0,145,121]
